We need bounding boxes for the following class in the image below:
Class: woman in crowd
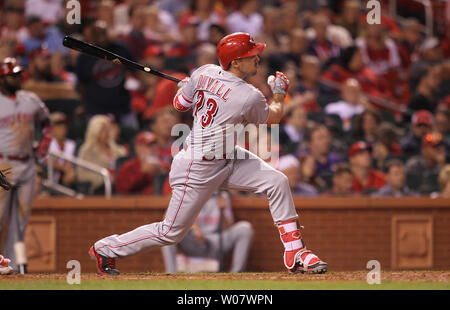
[77,115,127,195]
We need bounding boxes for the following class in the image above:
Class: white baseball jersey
[179,64,269,159]
[0,90,49,157]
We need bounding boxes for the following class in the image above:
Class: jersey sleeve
[241,88,269,124]
[25,91,50,123]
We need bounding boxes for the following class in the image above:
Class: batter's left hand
[267,71,289,96]
[177,77,190,88]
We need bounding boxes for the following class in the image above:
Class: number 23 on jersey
[194,90,219,128]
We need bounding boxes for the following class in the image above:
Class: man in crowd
[349,141,386,194]
[325,162,354,197]
[300,123,343,175]
[115,131,163,195]
[406,132,447,194]
[372,159,418,197]
[400,109,433,159]
[75,20,138,129]
[279,105,308,155]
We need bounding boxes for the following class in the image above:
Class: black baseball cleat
[89,246,120,276]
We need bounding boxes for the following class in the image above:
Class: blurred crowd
[2,0,450,199]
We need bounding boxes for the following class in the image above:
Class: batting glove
[177,77,190,88]
[267,71,290,96]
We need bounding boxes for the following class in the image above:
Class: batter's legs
[223,146,297,224]
[223,146,328,274]
[94,154,234,259]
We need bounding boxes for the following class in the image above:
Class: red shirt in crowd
[352,169,386,193]
[115,157,156,195]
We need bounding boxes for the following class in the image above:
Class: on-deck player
[0,57,52,274]
[89,32,328,275]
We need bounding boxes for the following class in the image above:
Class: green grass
[1,280,449,290]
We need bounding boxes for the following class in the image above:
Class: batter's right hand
[267,71,289,96]
[177,77,190,88]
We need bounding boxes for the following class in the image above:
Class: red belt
[0,154,30,162]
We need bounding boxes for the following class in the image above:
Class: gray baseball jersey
[0,90,49,271]
[94,64,297,263]
[181,64,269,159]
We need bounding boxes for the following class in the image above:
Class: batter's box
[391,215,433,269]
[25,216,56,272]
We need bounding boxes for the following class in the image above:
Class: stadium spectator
[77,115,127,195]
[21,15,66,65]
[400,110,433,159]
[408,65,442,113]
[22,47,79,100]
[75,21,139,129]
[405,132,447,194]
[267,28,308,76]
[372,159,418,197]
[372,122,403,170]
[161,191,253,273]
[397,18,424,70]
[298,153,327,193]
[207,23,227,46]
[226,0,263,37]
[295,55,321,112]
[434,164,450,198]
[120,4,157,60]
[306,4,353,49]
[196,43,217,67]
[255,6,282,56]
[277,154,318,196]
[144,5,180,44]
[279,1,302,37]
[25,0,64,24]
[115,131,165,195]
[97,0,119,39]
[179,0,225,43]
[113,0,176,38]
[129,45,164,123]
[47,112,76,187]
[409,37,444,90]
[0,2,27,61]
[325,162,354,197]
[349,141,386,195]
[305,13,340,68]
[321,45,395,105]
[279,105,308,155]
[148,108,180,172]
[434,106,450,148]
[299,123,343,175]
[325,78,367,131]
[334,0,362,39]
[351,109,382,147]
[165,15,201,73]
[356,23,402,77]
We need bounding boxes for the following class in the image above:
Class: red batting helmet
[216,32,266,69]
[0,57,23,77]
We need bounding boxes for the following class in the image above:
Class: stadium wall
[26,197,450,273]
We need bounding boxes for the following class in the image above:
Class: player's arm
[173,77,193,112]
[266,72,289,125]
[32,93,53,161]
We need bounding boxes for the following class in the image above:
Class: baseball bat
[62,36,181,83]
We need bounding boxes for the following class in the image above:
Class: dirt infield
[1,271,449,283]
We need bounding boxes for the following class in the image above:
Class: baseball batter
[0,57,51,274]
[90,33,328,275]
